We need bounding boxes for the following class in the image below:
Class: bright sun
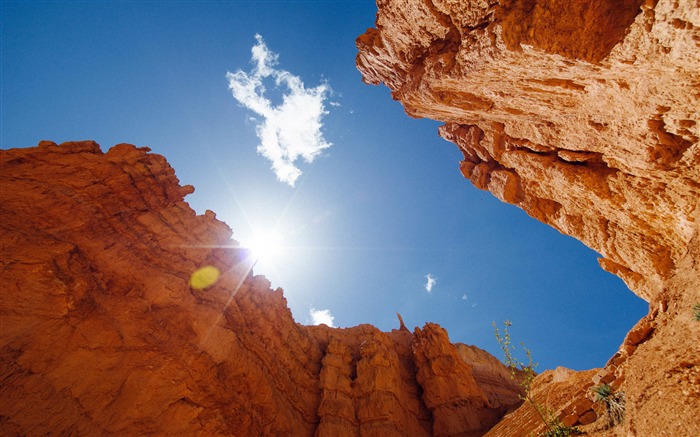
[245,232,285,263]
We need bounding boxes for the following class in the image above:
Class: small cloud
[462,294,468,301]
[472,302,478,308]
[425,273,437,293]
[310,307,335,327]
[226,34,332,186]
[329,101,341,107]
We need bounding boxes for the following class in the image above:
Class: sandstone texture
[357,0,699,302]
[357,0,699,435]
[0,141,523,436]
[484,367,598,437]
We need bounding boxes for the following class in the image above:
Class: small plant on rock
[591,383,613,400]
[591,383,625,428]
[693,303,700,321]
[493,321,582,437]
[543,420,584,437]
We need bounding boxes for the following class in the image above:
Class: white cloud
[310,307,335,327]
[462,294,468,300]
[425,273,437,292]
[226,34,332,186]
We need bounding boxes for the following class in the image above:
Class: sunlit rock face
[357,1,699,435]
[0,141,522,436]
[357,0,698,302]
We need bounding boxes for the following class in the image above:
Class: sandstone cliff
[0,141,523,436]
[357,1,699,435]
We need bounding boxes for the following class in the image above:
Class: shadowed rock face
[497,0,645,63]
[357,1,699,435]
[0,142,522,436]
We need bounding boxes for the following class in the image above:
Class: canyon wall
[2,1,698,435]
[0,141,523,436]
[357,0,698,302]
[357,0,699,435]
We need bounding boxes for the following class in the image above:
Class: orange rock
[412,323,505,436]
[623,318,656,347]
[571,398,594,416]
[578,410,598,426]
[0,142,523,436]
[484,368,598,437]
[357,0,698,303]
[592,368,614,385]
[357,0,699,435]
[454,343,523,410]
[561,413,580,428]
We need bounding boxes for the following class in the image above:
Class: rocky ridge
[0,141,522,436]
[357,0,699,435]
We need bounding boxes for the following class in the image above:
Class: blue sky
[1,1,647,371]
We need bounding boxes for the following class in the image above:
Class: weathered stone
[578,410,598,426]
[592,368,616,386]
[624,318,656,346]
[356,0,698,303]
[612,373,626,390]
[561,413,580,428]
[455,343,523,410]
[0,142,524,436]
[571,398,594,416]
[412,323,504,436]
[356,0,699,435]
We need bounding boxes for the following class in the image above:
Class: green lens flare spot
[189,265,220,290]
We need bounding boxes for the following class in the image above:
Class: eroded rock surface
[0,142,522,436]
[357,0,698,301]
[357,1,699,435]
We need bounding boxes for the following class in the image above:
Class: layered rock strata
[357,1,699,435]
[0,142,522,436]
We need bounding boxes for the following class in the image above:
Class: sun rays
[243,231,286,264]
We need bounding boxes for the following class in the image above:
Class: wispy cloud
[425,273,437,292]
[226,34,332,186]
[462,294,468,301]
[310,307,335,327]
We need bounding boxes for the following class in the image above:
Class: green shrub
[543,420,584,437]
[693,303,700,321]
[591,383,625,428]
[493,321,582,437]
[591,383,613,401]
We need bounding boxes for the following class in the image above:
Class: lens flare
[189,265,221,290]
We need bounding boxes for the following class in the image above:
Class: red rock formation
[357,1,699,435]
[455,343,523,412]
[0,141,522,436]
[412,324,500,436]
[357,0,698,302]
[484,367,599,437]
